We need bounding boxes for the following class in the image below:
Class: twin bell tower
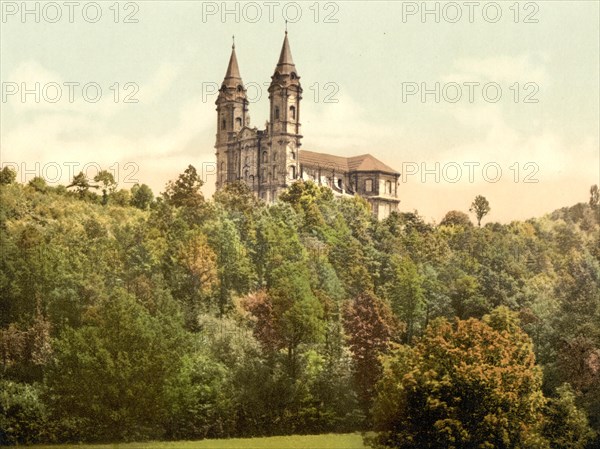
[215,31,302,203]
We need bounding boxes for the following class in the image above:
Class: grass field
[31,433,368,449]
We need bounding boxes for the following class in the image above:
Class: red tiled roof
[299,150,399,175]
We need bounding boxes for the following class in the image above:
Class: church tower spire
[215,39,250,189]
[223,38,242,85]
[267,30,302,192]
[275,30,296,75]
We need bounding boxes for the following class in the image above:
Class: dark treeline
[0,166,599,447]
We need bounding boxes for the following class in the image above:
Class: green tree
[94,170,117,205]
[344,291,401,416]
[269,262,325,379]
[382,256,424,343]
[370,307,548,448]
[131,183,154,210]
[543,384,595,449]
[213,181,259,216]
[469,195,491,227]
[0,167,17,185]
[175,231,219,328]
[163,165,204,209]
[203,216,254,316]
[110,188,131,206]
[590,184,599,221]
[28,176,47,193]
[45,289,189,441]
[279,180,332,233]
[0,381,48,445]
[67,171,97,198]
[439,210,473,228]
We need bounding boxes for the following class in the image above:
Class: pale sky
[1,1,599,223]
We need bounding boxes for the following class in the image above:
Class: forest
[0,165,599,448]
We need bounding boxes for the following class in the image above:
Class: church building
[214,32,400,219]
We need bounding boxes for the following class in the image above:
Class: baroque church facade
[214,32,400,219]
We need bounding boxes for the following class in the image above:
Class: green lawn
[31,433,367,449]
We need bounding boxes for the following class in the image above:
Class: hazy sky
[1,1,598,223]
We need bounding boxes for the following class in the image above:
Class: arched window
[262,151,268,163]
[291,151,296,160]
[274,106,280,120]
[235,117,242,128]
[290,105,296,120]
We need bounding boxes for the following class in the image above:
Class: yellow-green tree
[370,307,548,448]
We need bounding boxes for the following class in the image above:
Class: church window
[365,179,373,192]
[235,117,242,128]
[274,106,280,120]
[291,151,296,160]
[290,105,296,120]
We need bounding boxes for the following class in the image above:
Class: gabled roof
[299,150,399,175]
[299,150,348,172]
[347,154,398,174]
